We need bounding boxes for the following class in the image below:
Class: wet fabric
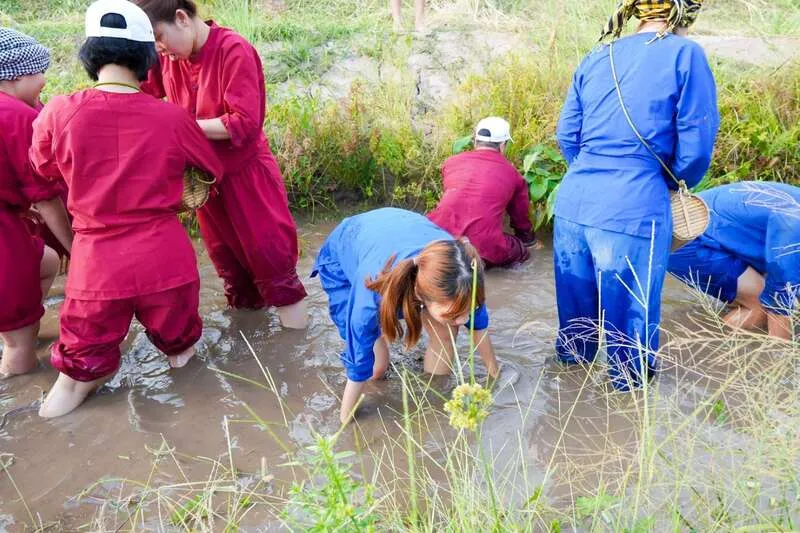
[0,92,62,333]
[554,32,718,390]
[554,216,669,390]
[51,281,202,382]
[312,208,490,382]
[21,189,71,259]
[30,89,223,300]
[601,0,705,41]
[668,182,800,315]
[142,22,306,308]
[0,212,45,332]
[428,149,534,268]
[668,240,746,304]
[556,32,719,239]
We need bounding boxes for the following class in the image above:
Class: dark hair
[474,140,503,150]
[78,13,157,81]
[365,239,485,348]
[132,0,198,23]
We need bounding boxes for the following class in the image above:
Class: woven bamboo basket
[182,168,216,211]
[670,187,709,251]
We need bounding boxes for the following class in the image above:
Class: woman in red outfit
[134,0,308,329]
[0,29,72,378]
[30,0,224,418]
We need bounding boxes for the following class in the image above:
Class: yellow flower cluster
[443,383,493,431]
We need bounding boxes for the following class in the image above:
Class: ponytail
[365,255,423,349]
[365,239,487,351]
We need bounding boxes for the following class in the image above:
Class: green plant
[522,143,567,229]
[282,434,379,532]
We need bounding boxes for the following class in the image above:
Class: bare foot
[0,357,39,379]
[167,347,195,369]
[39,372,110,418]
[277,299,308,329]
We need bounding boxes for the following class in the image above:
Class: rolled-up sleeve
[219,43,264,148]
[465,303,490,331]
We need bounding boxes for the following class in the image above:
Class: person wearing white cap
[0,28,71,379]
[31,0,224,418]
[428,117,536,269]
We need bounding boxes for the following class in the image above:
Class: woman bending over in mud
[312,207,499,424]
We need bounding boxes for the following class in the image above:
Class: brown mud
[0,220,778,530]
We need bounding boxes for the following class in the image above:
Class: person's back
[428,150,532,266]
[318,207,453,283]
[699,182,800,273]
[32,89,218,298]
[429,117,534,268]
[556,32,718,237]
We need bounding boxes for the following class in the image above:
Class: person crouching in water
[133,0,308,329]
[428,117,537,269]
[0,29,72,378]
[669,182,799,340]
[31,0,223,417]
[313,208,500,424]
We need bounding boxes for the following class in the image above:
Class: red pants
[0,211,45,332]
[51,281,202,381]
[198,152,307,309]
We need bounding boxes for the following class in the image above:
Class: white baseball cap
[85,0,155,43]
[475,117,512,143]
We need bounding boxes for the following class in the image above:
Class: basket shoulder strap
[608,42,683,189]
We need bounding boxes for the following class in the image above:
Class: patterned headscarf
[0,28,51,82]
[600,0,704,41]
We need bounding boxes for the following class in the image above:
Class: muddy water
[0,220,743,529]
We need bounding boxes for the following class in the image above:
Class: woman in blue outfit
[554,0,720,390]
[669,182,799,340]
[313,208,499,423]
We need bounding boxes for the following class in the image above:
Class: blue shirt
[313,208,490,382]
[556,33,720,237]
[696,182,800,312]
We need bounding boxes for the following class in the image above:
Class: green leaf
[546,182,561,220]
[626,516,656,533]
[171,494,208,525]
[452,135,473,155]
[523,152,540,174]
[528,175,549,202]
[575,492,619,520]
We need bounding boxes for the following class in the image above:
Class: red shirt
[428,150,533,265]
[0,92,63,212]
[142,22,272,174]
[30,90,223,300]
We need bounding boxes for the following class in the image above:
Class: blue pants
[668,237,747,305]
[553,217,671,390]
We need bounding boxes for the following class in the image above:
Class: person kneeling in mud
[669,182,799,340]
[31,0,223,418]
[428,117,538,269]
[312,208,500,424]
